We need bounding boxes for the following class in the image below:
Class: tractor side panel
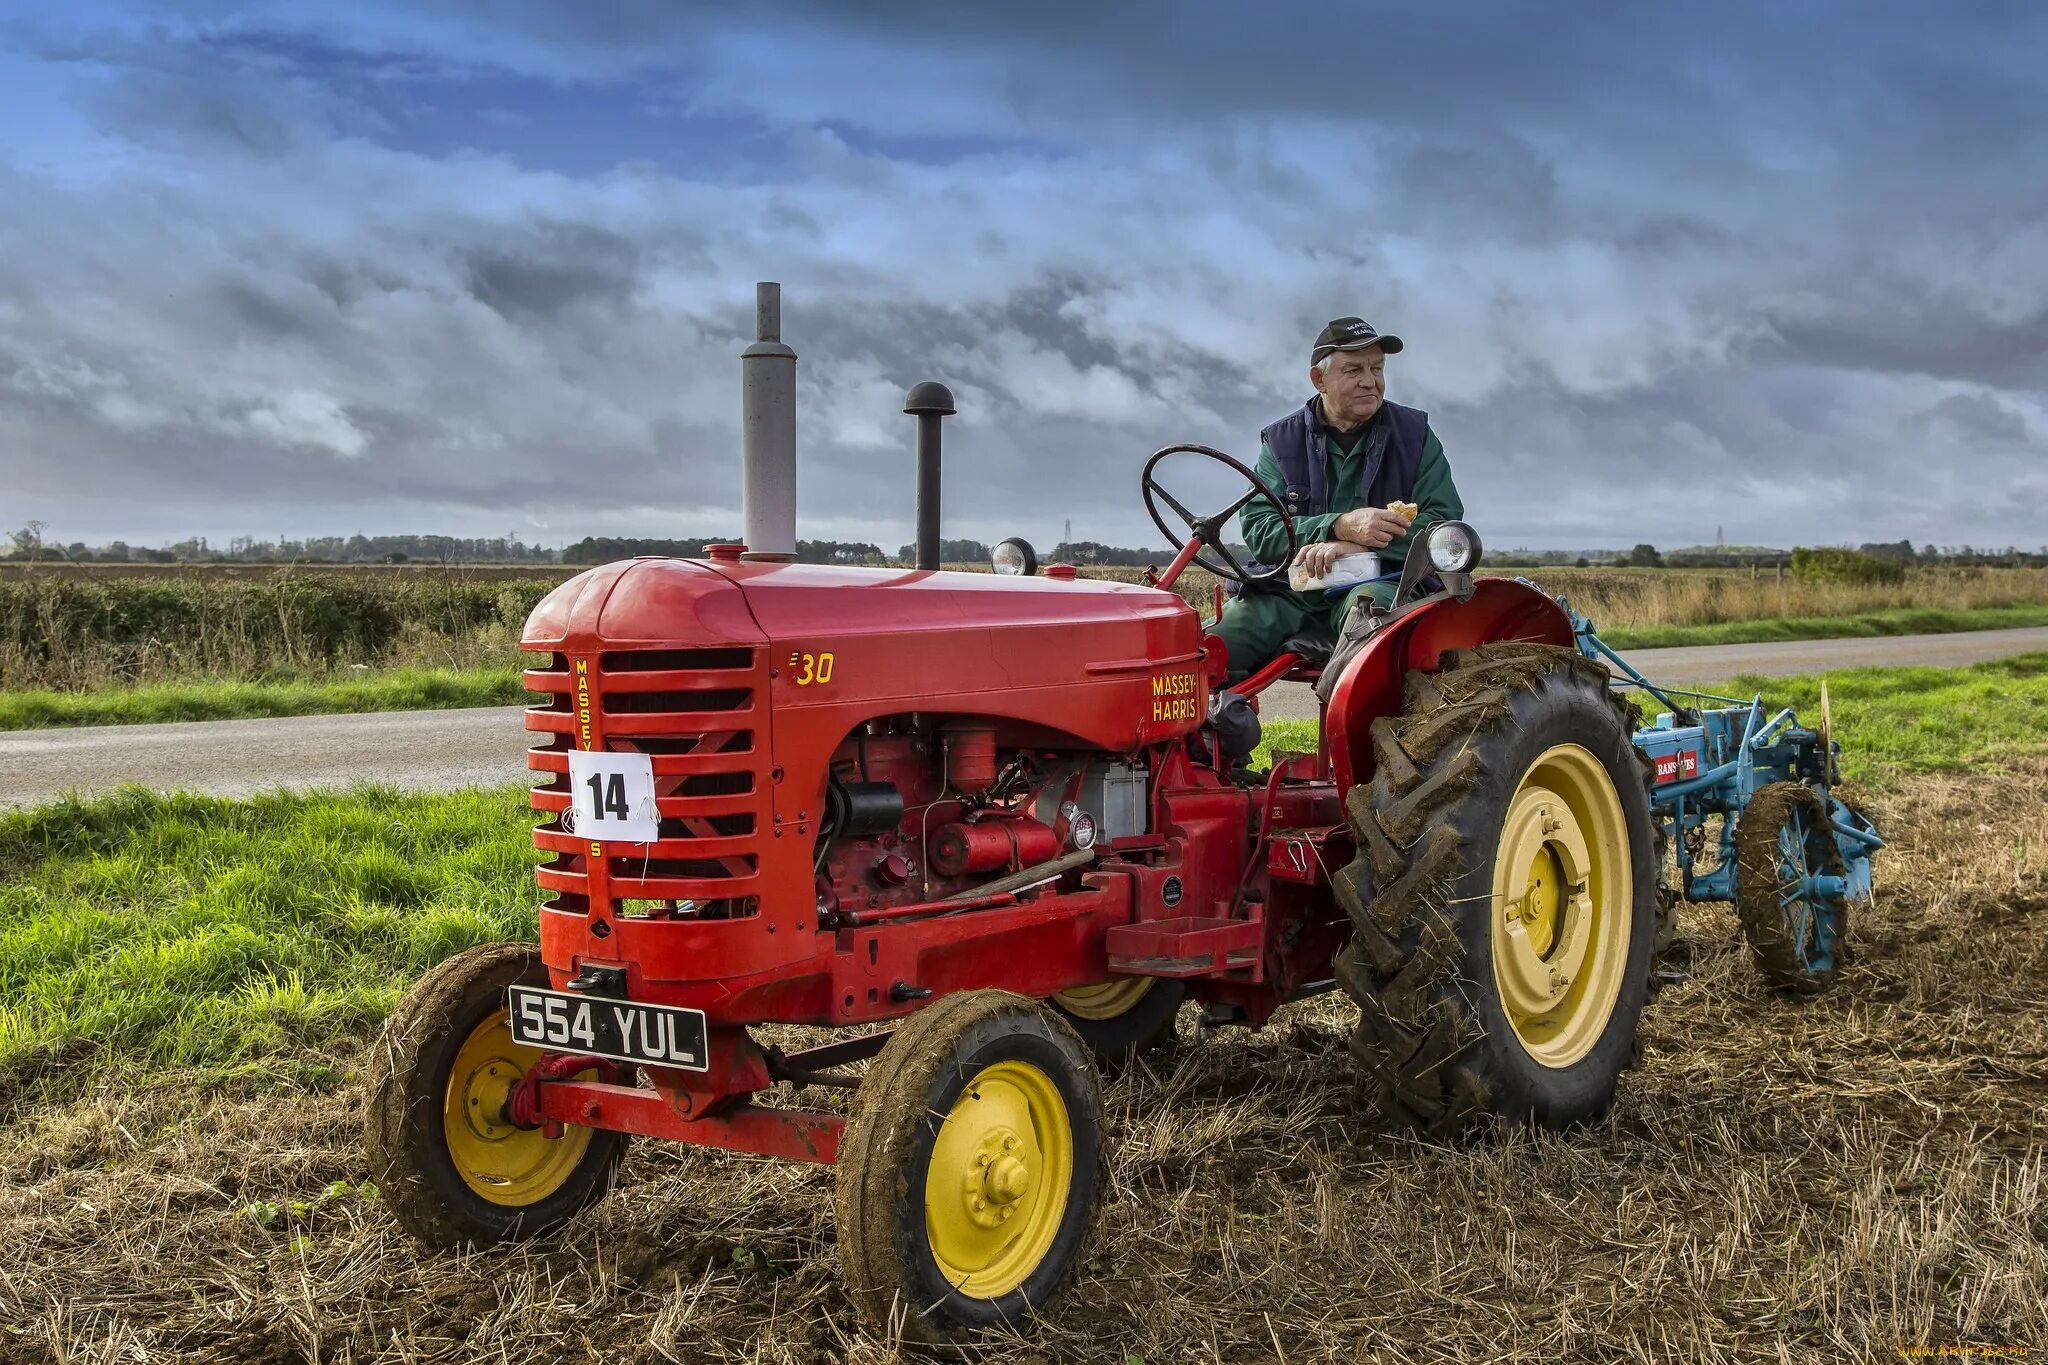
[1322,578,1574,792]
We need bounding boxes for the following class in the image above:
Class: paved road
[0,706,533,810]
[4,626,2045,807]
[1254,623,2048,721]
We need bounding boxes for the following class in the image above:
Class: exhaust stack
[740,282,797,561]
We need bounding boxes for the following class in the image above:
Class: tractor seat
[1279,628,1337,670]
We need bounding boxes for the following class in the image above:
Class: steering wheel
[1141,444,1299,586]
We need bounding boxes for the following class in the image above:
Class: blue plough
[1565,602,1886,987]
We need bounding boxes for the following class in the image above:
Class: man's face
[1311,347,1385,428]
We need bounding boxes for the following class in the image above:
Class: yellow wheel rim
[923,1059,1074,1299]
[1490,743,1633,1069]
[1052,978,1154,1021]
[441,1009,596,1206]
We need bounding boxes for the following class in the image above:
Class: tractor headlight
[1426,520,1483,574]
[992,537,1038,576]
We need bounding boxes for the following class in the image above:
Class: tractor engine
[811,716,1150,920]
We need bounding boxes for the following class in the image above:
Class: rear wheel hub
[1490,743,1632,1068]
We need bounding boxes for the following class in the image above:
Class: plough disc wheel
[365,942,626,1246]
[1330,643,1659,1137]
[1735,781,1848,990]
[836,990,1101,1341]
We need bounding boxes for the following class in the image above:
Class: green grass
[4,656,2042,1103]
[1687,652,2048,784]
[1599,602,2048,651]
[1254,718,1320,770]
[0,784,539,1101]
[1254,653,2048,788]
[0,666,527,730]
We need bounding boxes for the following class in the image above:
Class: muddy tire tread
[1332,643,1656,1138]
[835,990,1101,1343]
[364,942,625,1247]
[1734,780,1848,992]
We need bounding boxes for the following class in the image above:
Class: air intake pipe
[903,381,956,571]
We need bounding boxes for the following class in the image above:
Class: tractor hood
[523,558,1201,703]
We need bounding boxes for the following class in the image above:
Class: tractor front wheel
[1332,643,1658,1137]
[836,990,1102,1341]
[365,942,627,1246]
[1050,977,1183,1065]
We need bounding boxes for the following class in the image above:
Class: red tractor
[367,414,1662,1340]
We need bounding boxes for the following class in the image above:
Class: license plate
[507,986,708,1072]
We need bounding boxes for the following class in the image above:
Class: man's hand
[1294,539,1372,580]
[1331,505,1416,550]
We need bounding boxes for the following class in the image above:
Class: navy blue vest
[1262,397,1429,520]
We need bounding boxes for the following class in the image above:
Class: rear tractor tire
[1332,643,1659,1138]
[1050,977,1184,1065]
[365,942,627,1246]
[836,991,1102,1342]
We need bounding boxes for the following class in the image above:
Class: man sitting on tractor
[1211,316,1465,680]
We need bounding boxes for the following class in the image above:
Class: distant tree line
[1492,540,2048,570]
[892,538,995,564]
[8,522,2045,570]
[3,525,556,565]
[559,537,886,565]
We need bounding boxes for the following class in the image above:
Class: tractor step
[1105,916,1263,979]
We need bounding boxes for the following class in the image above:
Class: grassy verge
[0,784,537,1101]
[0,666,527,730]
[1598,601,2048,650]
[1256,653,2048,787]
[1699,652,2048,781]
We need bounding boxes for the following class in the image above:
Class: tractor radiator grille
[524,645,768,918]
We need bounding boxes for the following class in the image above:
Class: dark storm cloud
[460,223,645,323]
[1,0,2044,551]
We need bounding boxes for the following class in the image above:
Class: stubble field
[1,747,2043,1361]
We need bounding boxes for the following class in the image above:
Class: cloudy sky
[3,2,2045,554]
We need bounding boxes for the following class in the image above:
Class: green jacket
[1239,416,1464,574]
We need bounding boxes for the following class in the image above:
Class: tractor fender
[1322,578,1574,792]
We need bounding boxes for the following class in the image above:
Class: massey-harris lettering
[574,658,594,750]
[1151,670,1199,721]
[573,658,600,857]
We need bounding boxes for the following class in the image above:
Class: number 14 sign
[565,749,661,844]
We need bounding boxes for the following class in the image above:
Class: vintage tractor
[363,297,1879,1339]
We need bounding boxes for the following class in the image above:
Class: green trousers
[1211,579,1399,682]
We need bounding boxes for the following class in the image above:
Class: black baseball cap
[1312,316,1403,362]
